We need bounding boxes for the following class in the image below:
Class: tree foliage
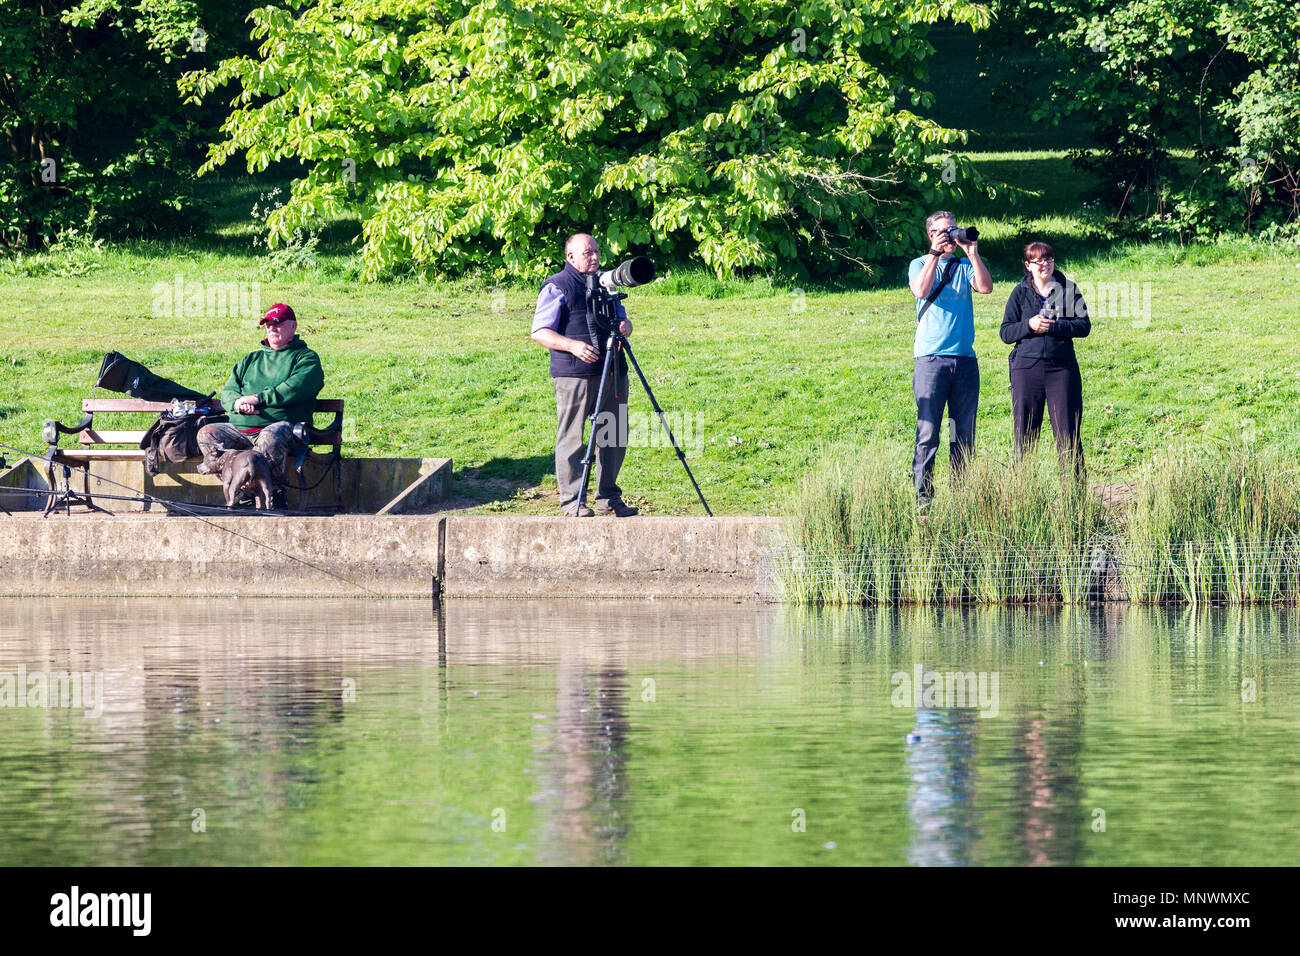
[986,0,1299,237]
[1215,0,1300,231]
[0,0,249,247]
[183,0,993,279]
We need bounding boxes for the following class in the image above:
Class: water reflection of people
[1012,711,1084,866]
[536,657,629,865]
[1010,610,1088,866]
[905,706,978,866]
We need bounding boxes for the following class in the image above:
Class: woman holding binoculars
[999,242,1091,477]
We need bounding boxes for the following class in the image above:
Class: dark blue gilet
[545,262,627,378]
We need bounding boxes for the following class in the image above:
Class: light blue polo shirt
[909,255,976,358]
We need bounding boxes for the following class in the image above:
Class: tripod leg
[575,334,618,512]
[619,338,713,516]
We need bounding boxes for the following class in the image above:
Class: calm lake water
[0,597,1295,866]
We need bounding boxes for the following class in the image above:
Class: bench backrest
[77,398,344,448]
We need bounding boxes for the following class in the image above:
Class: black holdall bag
[96,351,208,403]
[138,398,228,476]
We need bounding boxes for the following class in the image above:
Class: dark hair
[1022,241,1054,278]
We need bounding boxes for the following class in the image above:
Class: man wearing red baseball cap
[197,303,324,506]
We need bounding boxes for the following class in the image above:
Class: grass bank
[1,156,1298,515]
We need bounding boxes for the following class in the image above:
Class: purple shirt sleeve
[531,283,565,334]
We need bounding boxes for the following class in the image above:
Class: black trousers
[1009,357,1084,475]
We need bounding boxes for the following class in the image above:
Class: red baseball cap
[260,303,296,326]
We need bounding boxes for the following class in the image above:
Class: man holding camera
[531,233,638,517]
[907,211,993,506]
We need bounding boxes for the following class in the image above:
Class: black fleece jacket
[1000,271,1090,366]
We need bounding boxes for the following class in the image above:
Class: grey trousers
[913,355,980,498]
[196,421,300,480]
[554,373,628,511]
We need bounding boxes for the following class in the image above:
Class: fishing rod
[0,486,290,516]
[0,437,379,596]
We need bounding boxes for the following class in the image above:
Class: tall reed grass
[1121,443,1300,605]
[774,442,1108,605]
[776,440,1300,606]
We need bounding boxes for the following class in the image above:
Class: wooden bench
[42,398,344,514]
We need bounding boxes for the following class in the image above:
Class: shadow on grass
[456,453,555,506]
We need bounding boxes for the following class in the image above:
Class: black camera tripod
[576,276,712,516]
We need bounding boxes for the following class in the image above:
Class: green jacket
[221,336,324,428]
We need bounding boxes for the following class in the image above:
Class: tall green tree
[183,0,993,279]
[1216,0,1300,230]
[984,0,1298,236]
[0,0,250,247]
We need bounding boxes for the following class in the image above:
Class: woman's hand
[1028,314,1055,334]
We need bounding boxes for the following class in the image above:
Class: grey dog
[213,449,276,509]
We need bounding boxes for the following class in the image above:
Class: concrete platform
[1,455,452,514]
[0,515,783,600]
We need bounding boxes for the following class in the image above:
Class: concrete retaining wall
[443,516,781,598]
[0,515,783,599]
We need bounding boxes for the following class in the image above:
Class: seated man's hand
[235,394,262,414]
[619,319,633,337]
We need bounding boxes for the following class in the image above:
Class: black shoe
[233,491,256,509]
[594,499,639,517]
[272,488,288,510]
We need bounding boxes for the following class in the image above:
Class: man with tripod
[531,233,638,517]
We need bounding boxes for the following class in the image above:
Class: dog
[213,449,276,510]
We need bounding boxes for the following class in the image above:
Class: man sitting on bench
[197,303,324,508]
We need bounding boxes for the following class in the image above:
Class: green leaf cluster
[183,0,993,279]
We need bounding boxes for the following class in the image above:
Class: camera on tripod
[586,256,655,332]
[569,250,711,514]
[598,256,655,294]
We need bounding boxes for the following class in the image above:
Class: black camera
[943,225,979,245]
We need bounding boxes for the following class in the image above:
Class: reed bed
[774,442,1108,605]
[774,441,1300,606]
[1119,443,1300,606]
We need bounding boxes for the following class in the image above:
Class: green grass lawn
[2,152,1297,515]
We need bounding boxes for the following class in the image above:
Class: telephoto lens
[599,256,655,293]
[944,225,979,244]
